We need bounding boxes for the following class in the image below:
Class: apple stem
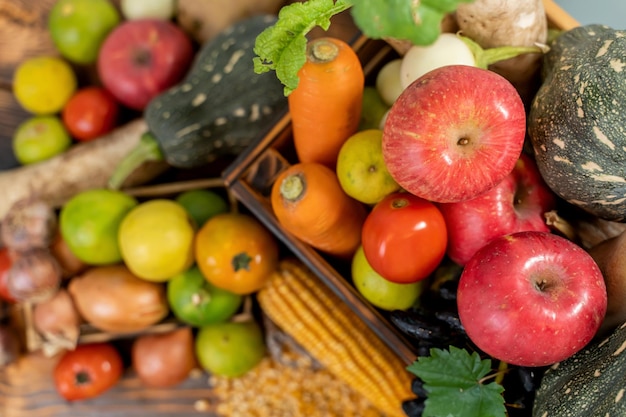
[107,131,164,190]
[458,33,550,70]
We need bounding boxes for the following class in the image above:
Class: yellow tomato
[118,199,195,282]
[13,56,77,115]
[195,213,279,295]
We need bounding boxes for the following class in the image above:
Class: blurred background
[554,0,625,28]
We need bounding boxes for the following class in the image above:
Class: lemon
[118,199,195,282]
[13,56,77,115]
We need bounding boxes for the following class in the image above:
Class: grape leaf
[350,0,475,46]
[252,0,353,95]
[407,346,506,417]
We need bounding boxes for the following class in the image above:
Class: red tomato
[0,248,15,303]
[53,342,124,401]
[62,87,119,141]
[361,192,447,283]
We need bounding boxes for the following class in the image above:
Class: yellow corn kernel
[257,259,414,417]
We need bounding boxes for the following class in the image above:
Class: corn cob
[257,258,414,417]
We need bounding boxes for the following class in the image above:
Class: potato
[68,264,169,333]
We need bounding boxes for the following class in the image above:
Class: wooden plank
[0,351,218,417]
[543,0,581,30]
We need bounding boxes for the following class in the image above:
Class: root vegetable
[455,0,548,103]
[131,327,197,388]
[33,288,82,355]
[1,197,57,251]
[0,119,167,221]
[68,264,169,333]
[7,248,62,303]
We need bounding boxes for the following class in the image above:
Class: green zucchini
[109,14,287,188]
[528,24,626,221]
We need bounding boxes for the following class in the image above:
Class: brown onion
[7,248,62,303]
[132,327,198,388]
[1,197,57,252]
[68,264,169,333]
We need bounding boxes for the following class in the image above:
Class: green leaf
[350,0,475,45]
[407,346,506,417]
[252,0,353,95]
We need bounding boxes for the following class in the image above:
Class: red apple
[457,231,607,367]
[97,19,194,111]
[382,65,526,203]
[439,153,557,266]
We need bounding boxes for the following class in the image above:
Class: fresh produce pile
[2,0,626,417]
[246,0,626,416]
[0,186,417,415]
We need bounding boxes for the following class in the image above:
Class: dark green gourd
[109,15,287,188]
[532,321,626,416]
[528,24,626,221]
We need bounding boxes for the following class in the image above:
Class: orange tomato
[195,213,279,295]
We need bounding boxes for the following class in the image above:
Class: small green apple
[336,129,400,205]
[352,245,424,311]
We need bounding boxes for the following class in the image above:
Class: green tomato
[59,189,138,265]
[48,0,121,64]
[175,189,229,229]
[13,116,72,165]
[352,245,424,311]
[195,320,266,378]
[167,266,243,327]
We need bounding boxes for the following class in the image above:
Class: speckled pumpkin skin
[529,24,626,221]
[533,321,626,416]
[145,15,287,169]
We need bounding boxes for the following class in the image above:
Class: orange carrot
[271,162,367,258]
[288,37,365,169]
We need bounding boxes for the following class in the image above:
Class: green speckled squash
[533,321,626,416]
[528,24,626,221]
[145,14,287,169]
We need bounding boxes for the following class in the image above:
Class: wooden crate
[222,0,581,366]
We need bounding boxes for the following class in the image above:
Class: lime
[118,199,195,282]
[175,189,229,229]
[167,266,243,327]
[13,56,77,115]
[13,115,72,164]
[195,320,266,378]
[352,245,424,311]
[59,189,138,265]
[48,0,121,64]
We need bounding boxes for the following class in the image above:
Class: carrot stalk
[288,37,364,169]
[271,162,366,259]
